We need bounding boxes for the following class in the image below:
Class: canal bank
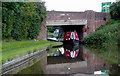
[1,39,62,75]
[1,49,47,74]
[2,43,119,75]
[81,19,120,74]
[2,39,62,63]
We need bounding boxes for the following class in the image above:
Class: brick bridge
[38,10,110,41]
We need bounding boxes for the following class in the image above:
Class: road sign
[102,2,111,12]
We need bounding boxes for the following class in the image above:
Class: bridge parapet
[46,20,87,26]
[38,11,110,40]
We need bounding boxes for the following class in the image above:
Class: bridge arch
[38,10,110,41]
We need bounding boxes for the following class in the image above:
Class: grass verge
[1,39,62,64]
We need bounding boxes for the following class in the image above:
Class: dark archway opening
[47,25,85,41]
[61,25,84,41]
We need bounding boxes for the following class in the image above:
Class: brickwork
[37,22,47,40]
[47,11,86,20]
[38,10,110,40]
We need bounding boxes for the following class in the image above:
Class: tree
[2,2,47,40]
[28,2,47,39]
[110,2,120,20]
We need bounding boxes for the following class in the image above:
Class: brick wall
[38,10,110,40]
[47,11,86,20]
[37,22,47,40]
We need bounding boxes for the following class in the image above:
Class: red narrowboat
[64,32,79,44]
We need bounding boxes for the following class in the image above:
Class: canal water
[13,43,119,75]
[47,44,109,74]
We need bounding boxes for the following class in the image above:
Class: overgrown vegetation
[2,2,47,40]
[82,20,120,46]
[110,1,120,20]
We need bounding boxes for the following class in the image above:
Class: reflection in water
[47,44,109,74]
[12,43,119,75]
[109,64,120,75]
[63,44,79,58]
[13,52,47,75]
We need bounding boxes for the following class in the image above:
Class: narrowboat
[64,32,79,44]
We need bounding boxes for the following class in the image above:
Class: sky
[43,0,116,12]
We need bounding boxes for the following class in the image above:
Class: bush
[82,22,119,46]
[110,2,120,20]
[2,2,47,40]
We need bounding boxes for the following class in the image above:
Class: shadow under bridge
[46,19,87,41]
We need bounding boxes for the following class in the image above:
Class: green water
[85,44,120,75]
[84,44,119,64]
[16,60,44,74]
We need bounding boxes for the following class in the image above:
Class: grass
[2,40,47,52]
[1,39,62,64]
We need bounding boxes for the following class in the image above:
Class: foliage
[47,26,59,32]
[82,21,120,46]
[110,1,120,20]
[28,2,47,39]
[96,19,120,31]
[2,2,47,40]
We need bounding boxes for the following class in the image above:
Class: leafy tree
[2,2,47,40]
[28,2,47,39]
[110,1,120,20]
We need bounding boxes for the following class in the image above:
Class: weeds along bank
[82,20,120,47]
[1,39,62,64]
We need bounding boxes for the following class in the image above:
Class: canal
[9,43,119,75]
[47,44,109,74]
